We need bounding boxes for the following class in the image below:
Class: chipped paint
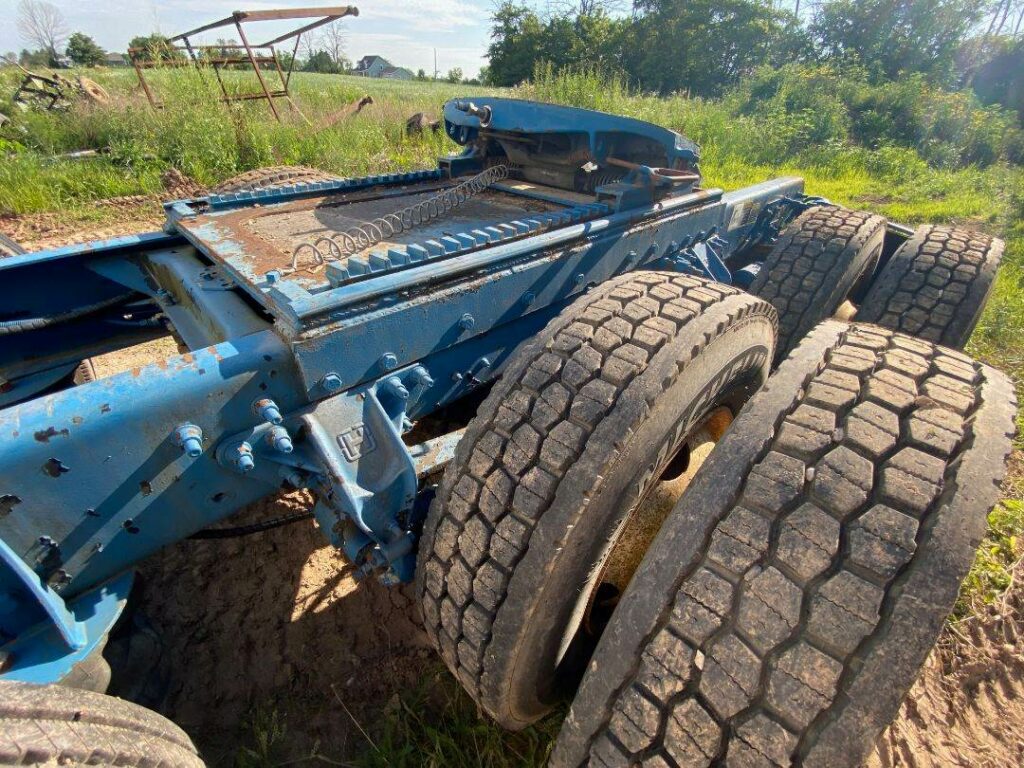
[34,427,69,443]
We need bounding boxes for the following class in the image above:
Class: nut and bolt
[321,373,343,392]
[385,377,410,400]
[266,426,294,454]
[380,353,398,371]
[410,366,435,389]
[459,313,475,330]
[230,442,255,473]
[174,424,205,458]
[255,398,283,425]
[265,270,281,285]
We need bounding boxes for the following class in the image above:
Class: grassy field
[2,65,1023,765]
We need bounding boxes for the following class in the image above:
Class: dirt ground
[5,206,1023,766]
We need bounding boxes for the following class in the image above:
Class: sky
[0,0,495,78]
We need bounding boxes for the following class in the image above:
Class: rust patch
[42,458,70,477]
[100,404,111,413]
[34,426,70,443]
[0,494,22,517]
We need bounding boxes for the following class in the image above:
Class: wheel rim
[556,406,734,667]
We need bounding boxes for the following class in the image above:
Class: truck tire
[416,273,778,729]
[856,225,1003,349]
[211,165,340,194]
[749,206,885,362]
[0,679,203,766]
[551,320,1016,768]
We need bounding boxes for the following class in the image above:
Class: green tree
[65,32,104,66]
[128,34,182,63]
[416,68,428,80]
[487,2,633,87]
[812,0,986,84]
[18,47,50,67]
[446,67,463,83]
[303,49,341,73]
[631,0,807,96]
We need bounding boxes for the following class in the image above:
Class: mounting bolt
[459,313,475,330]
[411,366,434,389]
[265,270,281,285]
[384,376,410,400]
[451,372,464,382]
[230,442,255,473]
[254,398,283,425]
[173,423,204,458]
[380,353,398,371]
[266,426,294,454]
[521,291,535,306]
[575,273,585,284]
[321,373,343,392]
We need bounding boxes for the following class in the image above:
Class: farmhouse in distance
[352,54,413,80]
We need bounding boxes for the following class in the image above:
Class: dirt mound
[869,572,1024,767]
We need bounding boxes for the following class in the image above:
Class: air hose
[0,293,135,335]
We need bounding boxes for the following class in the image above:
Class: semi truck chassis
[0,97,1012,768]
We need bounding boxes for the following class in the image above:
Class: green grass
[3,64,1023,764]
[0,68,500,213]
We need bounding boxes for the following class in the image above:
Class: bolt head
[265,270,281,284]
[380,353,398,371]
[459,313,475,330]
[322,373,343,392]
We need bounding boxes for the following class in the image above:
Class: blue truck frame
[0,97,830,688]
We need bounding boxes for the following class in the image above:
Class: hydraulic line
[0,292,136,335]
[188,510,315,539]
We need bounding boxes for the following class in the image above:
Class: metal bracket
[213,366,441,584]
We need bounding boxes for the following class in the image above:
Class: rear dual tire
[416,273,778,729]
[749,205,885,361]
[551,320,1016,768]
[856,224,1003,349]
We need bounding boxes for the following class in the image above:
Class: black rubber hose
[188,510,314,540]
[0,232,27,256]
[0,293,136,335]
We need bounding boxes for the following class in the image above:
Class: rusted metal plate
[176,183,561,296]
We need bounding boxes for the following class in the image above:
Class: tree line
[487,0,1024,114]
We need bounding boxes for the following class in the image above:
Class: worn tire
[552,320,1016,768]
[750,206,885,361]
[0,680,203,766]
[211,165,341,194]
[416,273,778,729]
[856,224,1003,349]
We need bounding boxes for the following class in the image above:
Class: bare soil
[9,209,1023,765]
[134,492,431,763]
[869,578,1024,767]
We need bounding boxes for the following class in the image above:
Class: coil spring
[290,164,510,272]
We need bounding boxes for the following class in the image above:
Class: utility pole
[433,48,438,80]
